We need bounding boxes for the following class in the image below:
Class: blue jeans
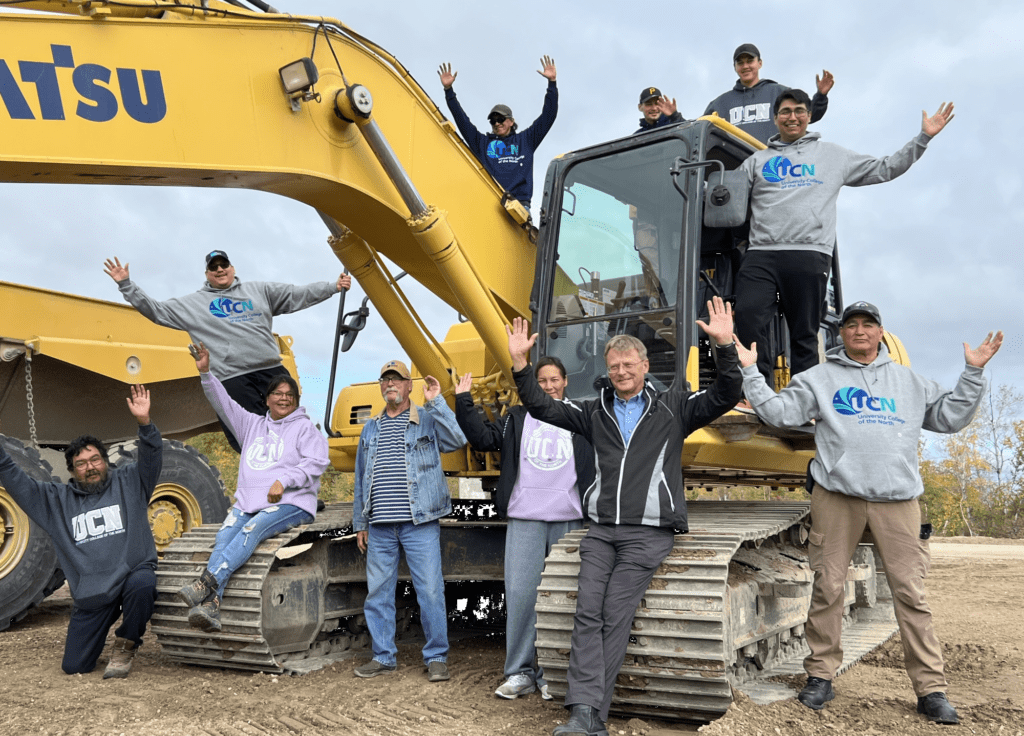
[206,505,313,598]
[364,520,448,667]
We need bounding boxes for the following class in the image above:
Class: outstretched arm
[130,386,164,499]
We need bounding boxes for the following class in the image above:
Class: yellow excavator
[0,0,909,720]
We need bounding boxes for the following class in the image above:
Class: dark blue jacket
[634,111,684,134]
[0,424,162,608]
[444,82,558,205]
[703,78,828,144]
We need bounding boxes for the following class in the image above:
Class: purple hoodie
[200,372,329,518]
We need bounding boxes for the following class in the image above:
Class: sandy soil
[2,541,1022,736]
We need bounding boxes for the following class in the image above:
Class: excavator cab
[532,118,842,396]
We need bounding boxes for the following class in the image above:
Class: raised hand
[438,62,457,90]
[337,273,352,292]
[695,297,735,346]
[188,342,210,374]
[658,96,677,117]
[815,70,835,95]
[455,372,473,395]
[538,55,556,82]
[734,336,758,368]
[964,330,1003,368]
[922,102,954,137]
[423,375,441,402]
[506,317,538,370]
[103,257,130,283]
[126,384,151,425]
[267,480,284,504]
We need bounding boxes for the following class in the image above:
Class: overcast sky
[1,0,1021,431]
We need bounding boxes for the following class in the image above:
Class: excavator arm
[1,1,533,394]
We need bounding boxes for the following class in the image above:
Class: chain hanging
[24,351,38,449]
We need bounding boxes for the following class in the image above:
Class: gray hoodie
[742,344,987,502]
[740,130,932,256]
[118,277,337,380]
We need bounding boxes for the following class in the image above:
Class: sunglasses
[489,116,507,125]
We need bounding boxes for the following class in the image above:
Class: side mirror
[703,170,749,228]
[340,303,370,352]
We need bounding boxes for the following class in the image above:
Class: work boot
[797,676,835,710]
[552,704,608,736]
[917,692,959,724]
[102,637,137,679]
[427,661,450,682]
[177,569,217,608]
[353,659,397,678]
[188,594,222,633]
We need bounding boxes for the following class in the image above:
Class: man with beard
[352,360,466,683]
[0,386,161,678]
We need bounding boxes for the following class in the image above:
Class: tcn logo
[832,387,896,416]
[762,156,815,183]
[210,298,254,319]
[0,44,166,123]
[487,140,518,159]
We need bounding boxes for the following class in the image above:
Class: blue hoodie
[0,424,161,608]
[444,82,558,205]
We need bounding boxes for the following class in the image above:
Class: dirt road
[2,541,1022,736]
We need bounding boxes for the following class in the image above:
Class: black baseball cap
[841,301,882,324]
[733,43,761,61]
[205,250,230,268]
[639,86,662,104]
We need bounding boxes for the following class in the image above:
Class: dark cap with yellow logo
[639,87,662,104]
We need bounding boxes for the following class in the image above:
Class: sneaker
[354,659,397,678]
[427,661,450,682]
[540,683,553,701]
[102,637,137,679]
[495,673,536,699]
[188,595,221,633]
[797,676,834,710]
[917,692,959,724]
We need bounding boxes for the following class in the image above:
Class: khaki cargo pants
[804,485,947,696]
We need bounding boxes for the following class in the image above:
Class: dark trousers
[219,366,292,451]
[734,249,831,385]
[62,566,156,675]
[565,523,676,722]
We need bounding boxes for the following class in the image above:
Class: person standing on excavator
[735,302,1003,724]
[0,386,160,679]
[104,251,351,452]
[507,297,742,736]
[438,56,558,213]
[704,43,834,144]
[634,86,682,134]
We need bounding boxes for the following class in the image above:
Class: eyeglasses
[607,361,643,374]
[73,456,105,470]
[268,390,296,400]
[379,376,409,386]
[489,116,507,125]
[776,107,809,119]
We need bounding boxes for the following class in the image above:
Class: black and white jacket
[512,346,741,532]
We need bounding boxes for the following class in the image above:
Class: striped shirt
[369,410,412,523]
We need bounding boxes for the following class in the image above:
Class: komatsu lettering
[0,44,166,123]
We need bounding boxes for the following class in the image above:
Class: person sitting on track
[175,342,329,632]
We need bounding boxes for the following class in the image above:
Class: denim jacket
[353,397,467,531]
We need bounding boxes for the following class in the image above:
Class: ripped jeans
[205,505,313,598]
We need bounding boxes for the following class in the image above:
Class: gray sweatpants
[564,523,675,721]
[503,517,583,685]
